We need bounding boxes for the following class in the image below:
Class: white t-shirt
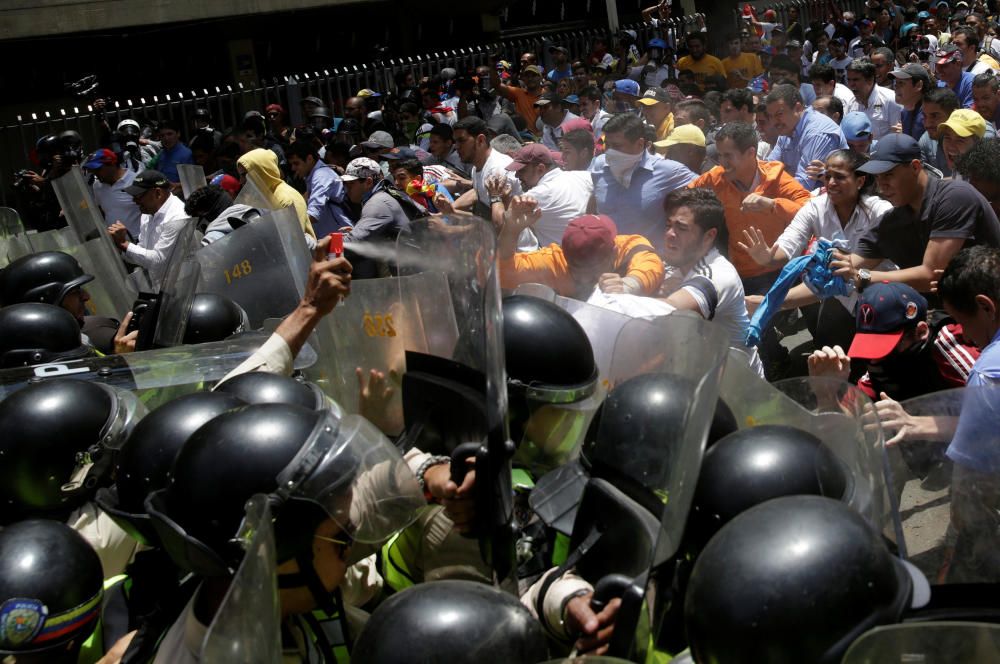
[828,56,854,83]
[472,149,536,251]
[526,168,593,246]
[92,170,143,238]
[844,84,903,139]
[665,247,764,376]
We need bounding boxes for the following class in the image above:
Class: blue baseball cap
[857,133,922,174]
[849,282,928,359]
[842,112,873,141]
[614,79,640,96]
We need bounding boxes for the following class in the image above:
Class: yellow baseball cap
[653,124,706,148]
[938,109,987,139]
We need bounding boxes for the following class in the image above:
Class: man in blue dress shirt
[766,83,847,191]
[590,113,696,252]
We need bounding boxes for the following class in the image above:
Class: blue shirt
[947,328,1000,471]
[590,151,696,251]
[548,66,573,83]
[799,82,817,107]
[938,71,975,109]
[155,143,193,183]
[901,104,925,141]
[767,107,847,191]
[305,159,353,236]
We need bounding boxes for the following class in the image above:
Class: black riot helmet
[94,391,247,546]
[0,379,145,524]
[214,371,329,410]
[582,372,697,513]
[182,293,250,344]
[57,130,85,164]
[146,404,422,615]
[0,302,92,368]
[353,580,549,664]
[502,295,600,470]
[0,251,93,307]
[0,520,104,660]
[685,496,929,664]
[685,425,850,552]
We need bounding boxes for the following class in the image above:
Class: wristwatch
[489,196,503,205]
[856,268,872,293]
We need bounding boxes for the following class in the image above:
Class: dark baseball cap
[856,134,922,174]
[534,91,564,107]
[848,282,928,359]
[889,63,931,87]
[505,143,556,172]
[123,170,170,196]
[636,87,672,105]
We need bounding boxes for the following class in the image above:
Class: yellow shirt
[676,54,727,89]
[723,53,764,88]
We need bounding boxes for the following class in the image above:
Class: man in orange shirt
[689,121,811,377]
[491,63,544,135]
[498,210,664,300]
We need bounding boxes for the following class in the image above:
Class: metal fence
[0,14,707,207]
[731,0,867,39]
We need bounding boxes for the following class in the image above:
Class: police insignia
[0,598,47,647]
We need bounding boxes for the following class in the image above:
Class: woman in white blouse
[739,148,894,349]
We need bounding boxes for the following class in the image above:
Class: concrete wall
[0,0,365,40]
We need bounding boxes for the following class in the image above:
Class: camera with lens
[12,169,36,192]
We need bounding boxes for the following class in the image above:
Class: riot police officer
[0,520,105,664]
[182,292,250,344]
[145,403,424,661]
[0,302,93,368]
[0,378,145,576]
[0,250,119,353]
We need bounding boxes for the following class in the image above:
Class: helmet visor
[276,412,423,543]
[512,376,603,475]
[98,384,148,450]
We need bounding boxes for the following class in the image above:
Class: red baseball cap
[562,215,617,265]
[847,282,928,360]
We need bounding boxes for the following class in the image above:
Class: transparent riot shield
[177,164,207,200]
[233,173,274,210]
[551,313,729,660]
[59,240,138,320]
[719,362,903,552]
[50,167,130,284]
[316,271,457,435]
[200,494,281,662]
[881,386,1000,588]
[149,222,201,347]
[393,218,514,583]
[196,207,311,328]
[0,207,24,237]
[0,331,317,402]
[842,622,1000,663]
[24,227,78,253]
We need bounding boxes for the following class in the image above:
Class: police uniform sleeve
[521,567,594,641]
[215,333,295,386]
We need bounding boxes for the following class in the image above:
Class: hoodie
[236,148,315,238]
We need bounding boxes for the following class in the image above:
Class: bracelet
[490,196,504,204]
[415,455,452,498]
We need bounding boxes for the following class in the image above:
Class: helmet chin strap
[277,552,339,617]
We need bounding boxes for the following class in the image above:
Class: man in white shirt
[809,63,856,107]
[535,92,580,151]
[844,58,902,139]
[107,169,190,289]
[504,143,593,246]
[84,148,142,239]
[579,86,612,140]
[452,116,536,250]
[952,26,994,76]
[658,187,764,376]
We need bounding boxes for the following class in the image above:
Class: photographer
[456,65,503,120]
[13,132,82,232]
